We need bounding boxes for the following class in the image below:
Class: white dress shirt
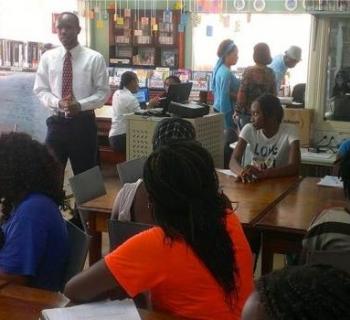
[33,44,110,113]
[109,88,141,137]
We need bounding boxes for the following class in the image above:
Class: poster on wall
[51,13,60,34]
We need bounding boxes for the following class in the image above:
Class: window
[192,13,311,89]
[324,19,350,122]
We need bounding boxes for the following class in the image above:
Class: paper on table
[216,169,238,178]
[317,176,343,188]
[41,299,141,320]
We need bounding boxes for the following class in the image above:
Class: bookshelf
[0,39,43,72]
[108,9,184,69]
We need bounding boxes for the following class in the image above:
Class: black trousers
[46,113,98,176]
[109,134,126,153]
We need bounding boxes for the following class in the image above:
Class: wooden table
[80,171,301,265]
[256,177,345,274]
[0,283,183,320]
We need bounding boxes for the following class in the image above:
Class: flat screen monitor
[135,87,149,104]
[160,82,193,112]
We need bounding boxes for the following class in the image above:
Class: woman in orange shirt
[64,141,254,320]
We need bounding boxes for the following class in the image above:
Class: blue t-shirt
[338,139,350,158]
[269,54,288,93]
[213,64,240,128]
[0,193,69,291]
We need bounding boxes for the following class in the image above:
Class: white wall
[0,0,86,45]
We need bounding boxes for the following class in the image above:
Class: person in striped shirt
[302,149,350,253]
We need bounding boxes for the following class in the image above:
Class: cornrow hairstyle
[255,94,284,124]
[120,71,137,90]
[143,141,237,301]
[339,148,350,199]
[0,133,64,223]
[256,264,350,320]
[152,117,196,150]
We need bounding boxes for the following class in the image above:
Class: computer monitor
[135,87,149,105]
[160,82,193,112]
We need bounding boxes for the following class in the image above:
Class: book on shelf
[161,49,177,67]
[173,68,191,82]
[0,39,43,70]
[191,71,212,91]
[133,47,155,66]
[148,67,170,88]
[135,69,149,87]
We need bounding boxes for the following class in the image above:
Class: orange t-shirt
[104,211,254,320]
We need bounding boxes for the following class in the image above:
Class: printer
[168,101,210,118]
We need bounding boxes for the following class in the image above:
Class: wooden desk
[256,177,345,274]
[0,284,183,320]
[81,171,300,265]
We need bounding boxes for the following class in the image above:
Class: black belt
[56,110,95,119]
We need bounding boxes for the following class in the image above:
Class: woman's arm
[0,273,27,285]
[64,260,127,303]
[257,140,301,179]
[229,138,248,176]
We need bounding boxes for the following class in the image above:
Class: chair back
[108,219,152,251]
[306,249,350,274]
[69,166,106,205]
[116,158,146,186]
[61,220,91,289]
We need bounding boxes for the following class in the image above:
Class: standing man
[34,12,109,226]
[34,12,109,177]
[269,46,302,94]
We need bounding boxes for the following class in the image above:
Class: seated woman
[302,149,350,254]
[242,264,350,320]
[230,94,300,183]
[111,117,196,224]
[0,133,68,291]
[236,43,276,129]
[109,71,159,153]
[64,141,254,320]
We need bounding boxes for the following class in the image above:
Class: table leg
[261,233,274,275]
[88,212,102,265]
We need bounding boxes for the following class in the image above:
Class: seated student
[242,264,350,320]
[302,149,350,254]
[64,141,254,320]
[0,133,68,291]
[109,71,159,153]
[112,117,196,223]
[230,94,300,183]
[163,75,181,95]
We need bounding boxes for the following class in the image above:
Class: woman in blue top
[0,133,69,291]
[212,39,240,129]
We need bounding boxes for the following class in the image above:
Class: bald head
[56,12,81,50]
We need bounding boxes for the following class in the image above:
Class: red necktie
[62,51,72,98]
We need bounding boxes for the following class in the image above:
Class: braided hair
[152,117,196,150]
[338,149,350,199]
[143,141,236,301]
[0,133,64,223]
[256,264,350,320]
